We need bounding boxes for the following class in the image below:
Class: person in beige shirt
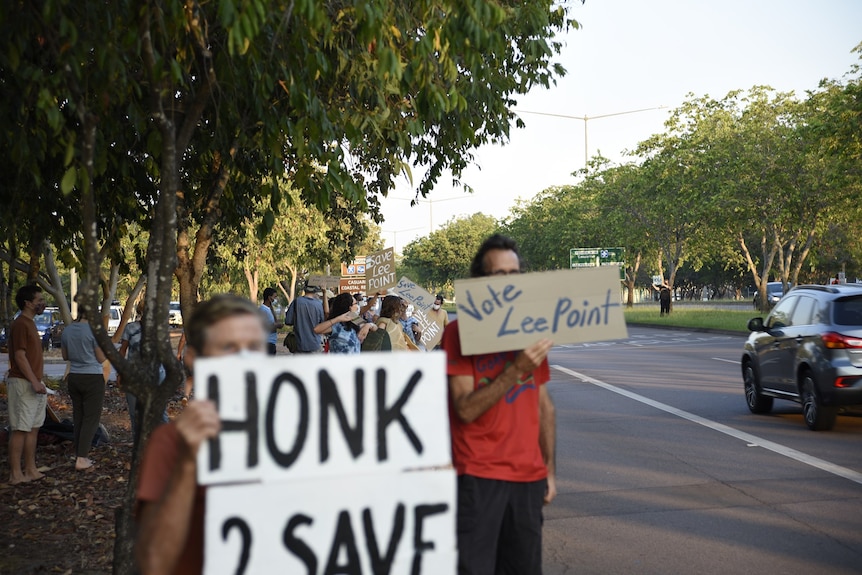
[376,295,411,351]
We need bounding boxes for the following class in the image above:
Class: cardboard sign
[195,352,450,485]
[204,468,456,575]
[366,248,397,293]
[454,266,628,355]
[308,275,341,290]
[395,276,447,350]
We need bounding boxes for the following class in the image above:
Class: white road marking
[712,357,739,364]
[551,364,862,486]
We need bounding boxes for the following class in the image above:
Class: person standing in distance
[135,294,268,575]
[440,233,556,575]
[284,284,325,353]
[6,285,49,484]
[259,287,284,355]
[427,293,450,349]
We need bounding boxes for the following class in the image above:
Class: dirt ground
[0,346,187,575]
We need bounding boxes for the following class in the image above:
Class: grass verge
[624,305,758,333]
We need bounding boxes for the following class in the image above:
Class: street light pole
[517,106,666,167]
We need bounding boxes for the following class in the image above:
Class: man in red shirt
[134,295,268,575]
[441,234,556,575]
[6,285,49,484]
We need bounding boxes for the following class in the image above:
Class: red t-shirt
[136,423,206,575]
[441,320,550,482]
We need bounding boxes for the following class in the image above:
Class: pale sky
[378,0,862,253]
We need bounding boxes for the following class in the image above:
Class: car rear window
[833,297,862,326]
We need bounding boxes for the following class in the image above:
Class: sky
[377,0,862,253]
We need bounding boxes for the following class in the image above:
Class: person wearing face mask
[315,292,377,354]
[426,293,450,349]
[259,287,284,355]
[134,294,268,575]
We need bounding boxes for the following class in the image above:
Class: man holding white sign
[441,234,556,575]
[135,295,269,575]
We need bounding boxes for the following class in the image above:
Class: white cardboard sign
[194,352,450,485]
[204,468,457,575]
[395,276,446,350]
[454,266,628,355]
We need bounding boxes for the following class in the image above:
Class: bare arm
[94,343,107,364]
[14,349,46,394]
[448,338,553,424]
[135,401,220,574]
[538,384,557,505]
[314,312,353,335]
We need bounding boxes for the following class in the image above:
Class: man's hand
[544,474,557,505]
[31,380,47,394]
[513,339,553,376]
[175,400,221,457]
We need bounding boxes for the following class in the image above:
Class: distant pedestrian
[61,308,108,471]
[259,287,284,355]
[653,281,672,316]
[284,284,325,353]
[6,285,48,484]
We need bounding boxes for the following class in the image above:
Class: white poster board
[366,248,397,293]
[195,354,455,574]
[454,266,628,355]
[204,469,456,575]
[395,276,447,350]
[195,353,450,485]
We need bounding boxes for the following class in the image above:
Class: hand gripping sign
[195,352,456,574]
[454,266,628,355]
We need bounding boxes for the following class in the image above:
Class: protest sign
[454,266,628,355]
[366,248,397,293]
[395,276,447,350]
[308,275,341,290]
[204,468,456,575]
[195,352,450,485]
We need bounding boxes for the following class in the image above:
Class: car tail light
[821,332,862,349]
[834,377,861,388]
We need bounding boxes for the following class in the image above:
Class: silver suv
[741,284,862,430]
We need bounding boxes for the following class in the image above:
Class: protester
[359,293,381,323]
[652,280,672,316]
[284,284,325,353]
[441,233,556,574]
[399,302,424,350]
[61,308,108,470]
[6,285,48,484]
[425,293,450,349]
[118,299,168,448]
[376,295,412,351]
[259,287,284,355]
[135,294,268,575]
[315,292,376,353]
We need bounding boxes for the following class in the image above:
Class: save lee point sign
[454,266,628,355]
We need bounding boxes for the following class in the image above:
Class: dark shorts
[456,474,546,575]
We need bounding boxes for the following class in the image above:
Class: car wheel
[801,372,837,431]
[743,363,773,413]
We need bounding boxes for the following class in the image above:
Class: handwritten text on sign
[395,276,446,350]
[195,353,450,485]
[454,266,628,355]
[204,469,456,575]
[366,248,397,293]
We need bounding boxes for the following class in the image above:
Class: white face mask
[432,304,441,310]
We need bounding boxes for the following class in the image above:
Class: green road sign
[570,247,625,279]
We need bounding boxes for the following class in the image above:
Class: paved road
[542,326,862,574]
